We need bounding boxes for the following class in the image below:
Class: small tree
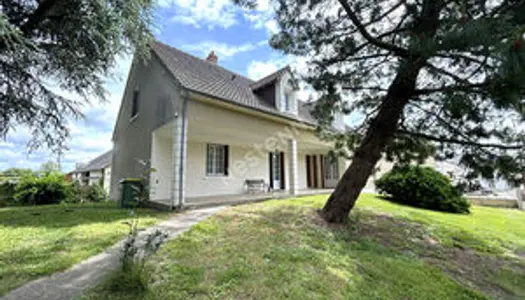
[38,161,61,175]
[236,0,525,223]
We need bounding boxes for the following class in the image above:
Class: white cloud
[265,19,279,34]
[247,60,280,80]
[247,55,309,80]
[158,0,276,32]
[159,0,239,29]
[180,40,263,60]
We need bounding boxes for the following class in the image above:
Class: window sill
[281,110,297,115]
[204,175,229,179]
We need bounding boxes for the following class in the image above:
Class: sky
[0,0,302,173]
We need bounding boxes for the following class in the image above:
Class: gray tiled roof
[151,41,316,125]
[75,150,112,172]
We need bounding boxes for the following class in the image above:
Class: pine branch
[318,53,390,67]
[424,62,473,84]
[341,86,388,92]
[436,53,488,66]
[414,82,488,95]
[20,0,58,35]
[337,0,410,57]
[397,130,524,150]
[361,0,407,27]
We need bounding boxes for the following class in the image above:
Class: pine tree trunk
[320,0,444,223]
[320,60,424,223]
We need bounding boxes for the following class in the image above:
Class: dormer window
[251,66,297,115]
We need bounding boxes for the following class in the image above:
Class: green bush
[66,181,108,203]
[14,173,70,205]
[82,184,108,203]
[66,181,84,203]
[0,182,16,206]
[375,165,470,214]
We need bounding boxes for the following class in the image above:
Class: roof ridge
[151,40,254,83]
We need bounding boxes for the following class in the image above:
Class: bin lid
[119,178,142,184]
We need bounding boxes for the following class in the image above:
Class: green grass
[0,202,168,295]
[81,194,525,300]
[360,194,525,254]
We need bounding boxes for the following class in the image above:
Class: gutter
[176,91,189,209]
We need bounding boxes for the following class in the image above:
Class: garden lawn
[81,194,525,300]
[0,202,168,295]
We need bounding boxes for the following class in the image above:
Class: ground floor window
[206,144,229,176]
[324,156,339,180]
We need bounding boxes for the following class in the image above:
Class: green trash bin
[119,178,143,208]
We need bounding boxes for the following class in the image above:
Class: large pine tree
[236,0,525,223]
[1,0,153,152]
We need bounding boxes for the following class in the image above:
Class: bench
[244,179,269,194]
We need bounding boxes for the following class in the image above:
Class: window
[131,90,139,118]
[324,156,339,180]
[284,93,290,111]
[206,144,228,176]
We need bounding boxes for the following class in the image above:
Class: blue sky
[0,0,300,172]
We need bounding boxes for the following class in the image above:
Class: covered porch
[148,100,346,209]
[151,188,334,209]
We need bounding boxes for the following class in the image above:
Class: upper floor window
[206,144,229,176]
[284,92,292,112]
[131,90,139,118]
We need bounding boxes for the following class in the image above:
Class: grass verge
[0,202,168,295]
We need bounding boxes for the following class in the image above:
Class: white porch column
[170,113,188,208]
[288,139,298,195]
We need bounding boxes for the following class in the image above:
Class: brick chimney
[206,51,218,64]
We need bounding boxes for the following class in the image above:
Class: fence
[466,188,524,210]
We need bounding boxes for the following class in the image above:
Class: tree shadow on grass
[311,206,524,300]
[211,205,493,299]
[376,195,470,215]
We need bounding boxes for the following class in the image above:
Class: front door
[306,155,319,188]
[269,152,284,190]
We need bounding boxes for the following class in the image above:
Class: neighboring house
[69,150,112,193]
[110,40,401,207]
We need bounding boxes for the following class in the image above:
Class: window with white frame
[284,92,291,111]
[206,144,228,176]
[324,156,339,180]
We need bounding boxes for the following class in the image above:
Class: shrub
[14,173,70,205]
[66,181,108,203]
[0,182,16,207]
[66,181,84,203]
[375,165,470,214]
[82,184,108,203]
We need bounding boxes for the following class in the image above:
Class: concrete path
[1,206,224,300]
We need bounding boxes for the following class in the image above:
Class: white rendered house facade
[110,41,395,208]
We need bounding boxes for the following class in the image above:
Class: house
[69,150,112,193]
[110,40,394,208]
